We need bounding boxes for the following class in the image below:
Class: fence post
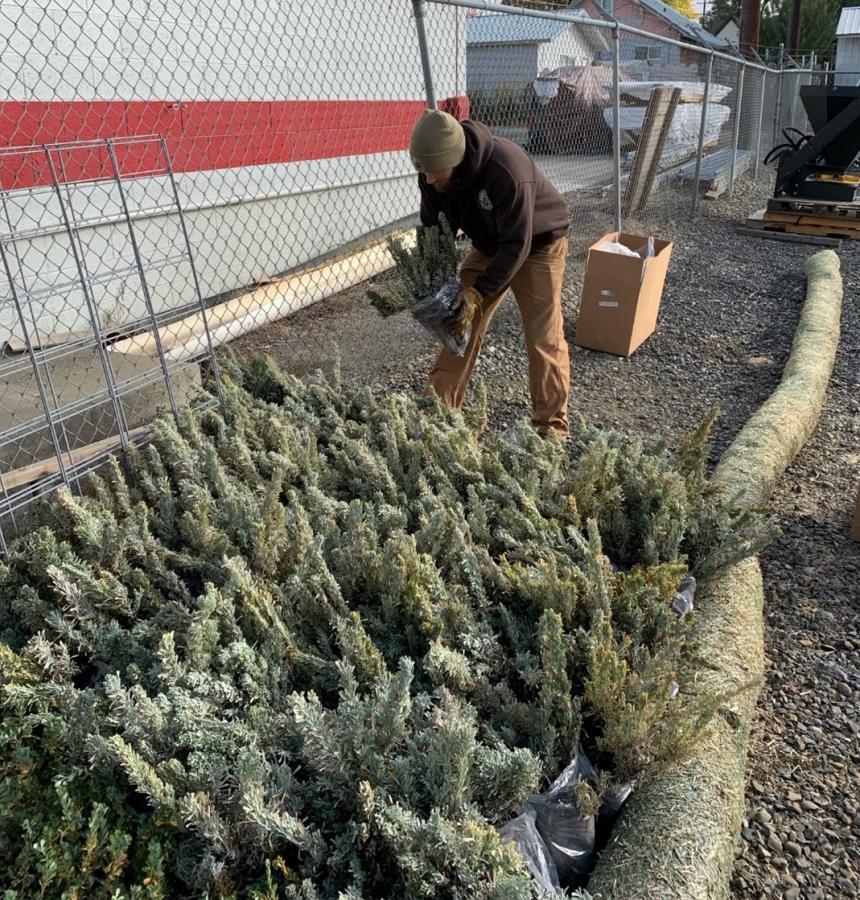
[773,44,784,144]
[729,62,745,199]
[0,242,72,493]
[690,51,713,216]
[806,51,818,130]
[412,0,438,109]
[612,26,622,232]
[753,68,767,180]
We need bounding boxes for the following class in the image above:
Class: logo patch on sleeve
[478,189,493,211]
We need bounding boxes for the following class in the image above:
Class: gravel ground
[728,251,860,896]
[232,177,860,897]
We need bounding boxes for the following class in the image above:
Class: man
[409,108,571,438]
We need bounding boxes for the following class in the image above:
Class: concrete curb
[588,249,843,900]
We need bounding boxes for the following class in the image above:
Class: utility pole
[739,0,762,60]
[786,0,803,55]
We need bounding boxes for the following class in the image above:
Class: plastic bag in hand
[410,277,472,357]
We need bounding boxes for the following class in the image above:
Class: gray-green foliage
[0,356,771,898]
[367,214,460,316]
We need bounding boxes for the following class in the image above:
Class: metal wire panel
[0,136,223,543]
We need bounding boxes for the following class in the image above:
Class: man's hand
[446,286,482,338]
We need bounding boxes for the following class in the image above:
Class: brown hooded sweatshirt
[418,119,569,299]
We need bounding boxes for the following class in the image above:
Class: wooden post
[623,86,682,215]
[740,0,762,60]
[786,0,803,55]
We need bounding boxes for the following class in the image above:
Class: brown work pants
[426,235,570,436]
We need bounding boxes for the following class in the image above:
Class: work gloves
[445,286,482,339]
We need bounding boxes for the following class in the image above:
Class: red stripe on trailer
[0,96,470,189]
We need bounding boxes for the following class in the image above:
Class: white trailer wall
[0,0,466,342]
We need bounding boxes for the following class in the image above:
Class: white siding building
[708,15,740,49]
[466,12,608,96]
[836,7,860,86]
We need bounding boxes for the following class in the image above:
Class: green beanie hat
[409,109,466,173]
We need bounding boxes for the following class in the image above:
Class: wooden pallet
[767,196,860,220]
[751,208,860,239]
[764,209,859,229]
[741,210,848,246]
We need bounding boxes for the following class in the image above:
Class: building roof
[637,0,730,50]
[466,10,591,45]
[836,6,860,36]
[569,0,734,51]
[466,1,736,55]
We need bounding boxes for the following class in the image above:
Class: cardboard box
[852,483,860,542]
[574,232,673,357]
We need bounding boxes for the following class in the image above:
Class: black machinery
[766,85,860,203]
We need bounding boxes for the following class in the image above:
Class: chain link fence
[0,0,833,530]
[617,29,712,229]
[443,7,618,253]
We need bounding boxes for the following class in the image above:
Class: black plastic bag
[528,750,597,884]
[498,747,634,892]
[527,793,595,885]
[598,781,634,823]
[498,807,560,893]
[410,278,471,356]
